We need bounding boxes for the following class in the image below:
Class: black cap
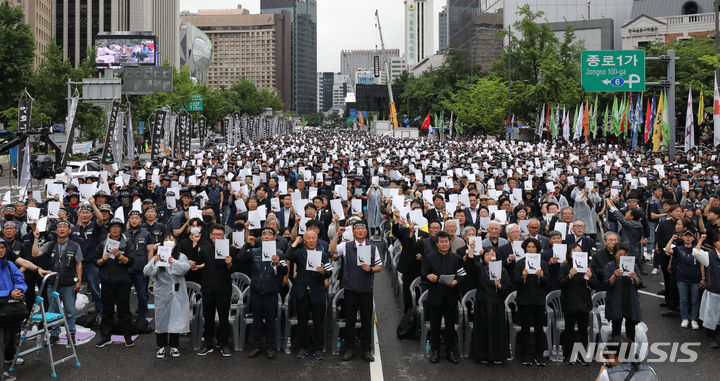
[108,218,125,229]
[56,221,72,229]
[128,210,142,217]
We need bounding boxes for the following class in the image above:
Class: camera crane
[0,128,64,174]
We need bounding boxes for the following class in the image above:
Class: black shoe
[659,302,669,307]
[124,335,134,347]
[296,348,309,359]
[534,359,546,367]
[362,351,375,362]
[577,357,589,366]
[220,346,232,357]
[49,336,59,345]
[522,360,533,366]
[708,329,720,349]
[447,351,459,364]
[248,348,262,358]
[342,350,354,361]
[429,349,440,364]
[266,349,276,359]
[95,336,112,348]
[196,345,213,356]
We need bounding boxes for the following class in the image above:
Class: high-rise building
[8,0,53,68]
[181,6,292,109]
[317,71,334,112]
[340,49,400,88]
[332,74,349,109]
[390,57,408,80]
[179,20,212,84]
[117,0,180,67]
[53,0,180,68]
[404,0,434,66]
[54,0,115,67]
[438,6,448,53]
[261,0,317,114]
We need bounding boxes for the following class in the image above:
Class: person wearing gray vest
[31,221,83,345]
[330,220,382,362]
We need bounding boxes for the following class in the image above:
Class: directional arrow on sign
[602,79,611,85]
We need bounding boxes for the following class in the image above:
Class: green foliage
[0,1,35,118]
[443,77,508,135]
[490,5,584,124]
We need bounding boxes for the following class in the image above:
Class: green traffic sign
[186,95,203,111]
[581,50,645,92]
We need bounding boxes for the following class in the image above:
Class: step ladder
[8,273,81,378]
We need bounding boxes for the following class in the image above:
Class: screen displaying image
[96,38,156,68]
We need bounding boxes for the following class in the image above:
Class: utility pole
[587,0,591,19]
[507,24,512,141]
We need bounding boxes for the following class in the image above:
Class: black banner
[150,109,167,159]
[183,113,192,154]
[198,116,207,147]
[101,100,120,164]
[18,98,32,133]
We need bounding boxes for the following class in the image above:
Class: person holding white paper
[285,231,332,359]
[391,213,428,313]
[235,227,286,359]
[94,218,135,348]
[558,243,598,364]
[329,220,381,362]
[604,243,643,341]
[143,234,190,359]
[421,231,465,364]
[463,246,509,364]
[512,237,549,366]
[539,231,566,292]
[194,224,234,357]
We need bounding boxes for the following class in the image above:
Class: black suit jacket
[421,251,463,307]
[285,245,331,304]
[277,208,296,231]
[564,235,596,253]
[463,207,481,229]
[424,208,444,223]
[196,243,233,295]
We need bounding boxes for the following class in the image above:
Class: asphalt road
[5,244,720,380]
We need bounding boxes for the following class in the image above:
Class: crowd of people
[2,129,720,379]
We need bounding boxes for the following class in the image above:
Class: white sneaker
[691,321,700,330]
[170,347,180,358]
[681,319,689,328]
[156,347,166,359]
[650,268,658,275]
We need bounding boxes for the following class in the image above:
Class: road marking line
[370,317,384,381]
[639,290,663,299]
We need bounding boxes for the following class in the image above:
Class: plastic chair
[461,289,476,358]
[408,277,423,310]
[545,290,563,355]
[504,291,553,360]
[590,291,606,344]
[417,290,464,357]
[185,281,203,350]
[330,289,375,355]
[231,273,252,294]
[229,284,243,351]
[10,273,80,378]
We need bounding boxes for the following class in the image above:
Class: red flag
[644,98,651,143]
[420,113,431,130]
[545,106,551,132]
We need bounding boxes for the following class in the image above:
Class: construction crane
[375,9,399,129]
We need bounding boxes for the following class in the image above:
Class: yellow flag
[699,88,705,126]
[652,91,664,152]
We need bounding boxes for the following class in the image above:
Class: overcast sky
[179,0,446,72]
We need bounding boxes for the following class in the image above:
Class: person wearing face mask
[144,234,190,359]
[125,210,155,320]
[178,218,208,284]
[463,246,510,364]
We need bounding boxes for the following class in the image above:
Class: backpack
[395,307,419,340]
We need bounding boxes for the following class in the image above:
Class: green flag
[611,97,621,136]
[603,102,609,137]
